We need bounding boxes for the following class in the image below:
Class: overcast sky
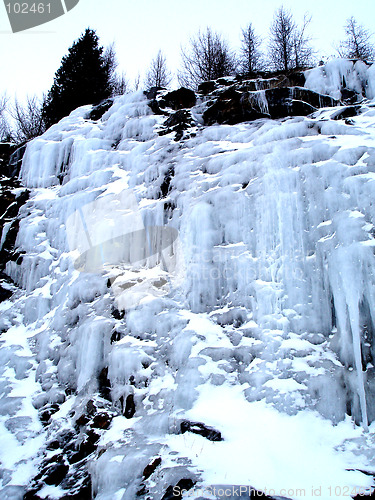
[1,0,375,101]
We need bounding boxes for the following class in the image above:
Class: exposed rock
[75,413,90,427]
[88,98,114,121]
[0,284,12,303]
[164,110,191,129]
[161,478,195,500]
[341,88,360,104]
[111,307,125,320]
[44,463,69,486]
[0,143,17,174]
[124,393,136,419]
[180,420,223,441]
[163,88,196,109]
[331,105,361,120]
[38,403,60,426]
[98,366,111,400]
[144,87,166,100]
[198,80,217,95]
[92,412,113,430]
[203,87,264,125]
[8,144,27,178]
[161,110,193,140]
[143,457,162,480]
[203,86,338,125]
[0,177,30,272]
[69,430,100,464]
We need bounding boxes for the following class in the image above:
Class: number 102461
[6,3,51,14]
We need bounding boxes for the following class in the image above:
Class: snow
[2,75,375,497]
[305,59,375,101]
[166,384,373,499]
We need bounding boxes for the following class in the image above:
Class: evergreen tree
[43,28,112,128]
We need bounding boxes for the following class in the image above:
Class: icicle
[347,298,369,431]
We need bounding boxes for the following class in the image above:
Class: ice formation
[1,61,375,498]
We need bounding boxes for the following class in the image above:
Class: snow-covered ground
[1,60,375,499]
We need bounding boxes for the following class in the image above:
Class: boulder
[124,393,136,418]
[203,88,265,125]
[163,87,196,109]
[88,98,114,121]
[143,456,162,480]
[331,105,361,120]
[180,420,223,441]
[198,80,217,95]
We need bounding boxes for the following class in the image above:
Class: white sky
[1,0,375,101]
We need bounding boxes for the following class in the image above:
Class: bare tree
[0,94,12,142]
[133,73,141,91]
[268,6,314,71]
[239,23,263,75]
[178,27,237,88]
[145,50,172,89]
[337,17,375,61]
[10,95,45,144]
[292,14,315,68]
[103,42,129,96]
[112,72,128,96]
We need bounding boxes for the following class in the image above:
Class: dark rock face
[203,88,264,125]
[145,74,339,131]
[124,393,136,418]
[8,144,27,178]
[88,98,114,121]
[331,105,361,120]
[341,88,359,104]
[0,284,12,303]
[180,420,223,441]
[162,111,193,140]
[0,175,30,273]
[198,80,217,95]
[144,87,166,100]
[203,86,338,125]
[161,478,195,500]
[143,457,162,480]
[163,88,196,109]
[0,143,17,174]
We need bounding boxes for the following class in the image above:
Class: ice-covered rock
[1,68,375,498]
[305,58,375,101]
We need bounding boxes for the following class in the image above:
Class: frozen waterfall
[1,62,375,498]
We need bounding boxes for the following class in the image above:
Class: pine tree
[43,28,112,128]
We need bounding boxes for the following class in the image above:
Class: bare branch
[337,17,375,61]
[239,23,263,75]
[178,27,237,89]
[145,50,172,89]
[268,7,314,71]
[10,95,45,144]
